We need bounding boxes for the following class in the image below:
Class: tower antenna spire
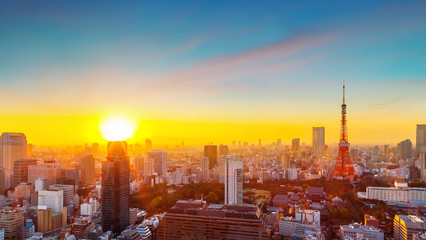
[343,80,345,104]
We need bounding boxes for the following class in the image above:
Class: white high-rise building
[148,150,167,175]
[312,127,325,155]
[0,133,27,170]
[223,155,243,205]
[38,190,64,213]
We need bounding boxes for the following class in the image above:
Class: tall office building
[312,127,325,155]
[12,159,37,187]
[218,145,229,157]
[417,124,426,154]
[204,145,218,169]
[81,155,95,186]
[0,132,27,170]
[224,155,243,205]
[38,190,64,213]
[292,138,300,153]
[282,154,290,170]
[202,157,210,182]
[102,141,130,233]
[131,157,144,174]
[145,139,152,151]
[398,139,412,160]
[148,150,167,175]
[421,153,426,181]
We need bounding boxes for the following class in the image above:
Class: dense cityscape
[0,84,426,239]
[2,1,426,240]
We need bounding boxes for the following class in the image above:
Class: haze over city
[1,1,426,146]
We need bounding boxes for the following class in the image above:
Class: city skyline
[1,1,426,145]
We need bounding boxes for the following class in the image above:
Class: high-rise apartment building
[416,124,426,154]
[81,155,95,186]
[102,141,130,233]
[202,157,209,182]
[0,132,27,170]
[148,150,167,175]
[398,139,412,160]
[312,127,325,155]
[292,138,300,153]
[282,154,290,170]
[12,159,37,187]
[224,155,243,205]
[204,145,218,169]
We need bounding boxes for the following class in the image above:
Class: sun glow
[99,115,138,141]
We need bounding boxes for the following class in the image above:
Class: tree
[205,192,219,203]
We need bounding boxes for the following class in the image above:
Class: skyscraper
[202,157,210,182]
[416,124,426,154]
[312,127,325,155]
[204,145,218,169]
[292,138,300,153]
[102,141,130,233]
[218,144,229,157]
[148,150,167,175]
[145,139,152,151]
[224,155,243,205]
[81,155,95,186]
[399,139,412,160]
[12,159,37,187]
[0,132,27,170]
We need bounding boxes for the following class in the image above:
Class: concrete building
[157,200,270,240]
[23,219,35,239]
[0,132,27,171]
[416,124,426,154]
[201,157,209,182]
[223,155,243,205]
[398,139,412,160]
[366,185,426,202]
[292,138,300,153]
[35,178,50,192]
[80,198,100,216]
[218,144,229,157]
[81,155,96,186]
[204,145,218,169]
[279,216,323,239]
[102,141,130,233]
[394,215,426,240]
[340,223,383,240]
[12,158,37,187]
[38,190,64,213]
[312,127,325,155]
[0,206,24,239]
[37,206,67,233]
[49,184,75,206]
[147,150,167,176]
[28,163,62,185]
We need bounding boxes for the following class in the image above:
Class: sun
[99,115,137,141]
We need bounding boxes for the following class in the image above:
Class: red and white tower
[327,82,359,182]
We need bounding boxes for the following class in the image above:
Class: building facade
[312,127,325,155]
[224,155,243,205]
[0,132,27,171]
[102,141,130,233]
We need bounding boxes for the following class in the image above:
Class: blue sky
[0,0,426,144]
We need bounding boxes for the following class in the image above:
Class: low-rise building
[340,223,384,240]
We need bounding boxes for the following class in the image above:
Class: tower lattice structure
[327,83,359,182]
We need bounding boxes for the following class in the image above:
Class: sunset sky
[1,1,426,146]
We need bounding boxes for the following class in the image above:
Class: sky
[1,0,426,146]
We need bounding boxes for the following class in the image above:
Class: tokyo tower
[327,82,359,182]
